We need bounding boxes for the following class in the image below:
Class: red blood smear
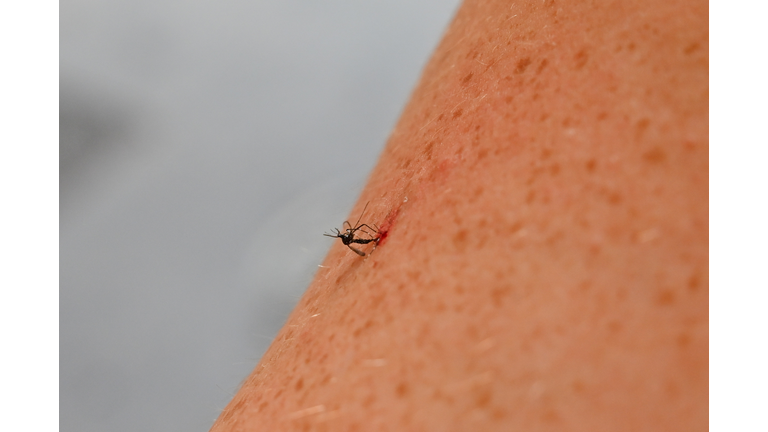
[376,205,400,246]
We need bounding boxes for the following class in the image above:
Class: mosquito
[324,202,380,256]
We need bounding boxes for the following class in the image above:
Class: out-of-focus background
[60,1,461,430]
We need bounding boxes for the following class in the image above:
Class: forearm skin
[212,0,708,430]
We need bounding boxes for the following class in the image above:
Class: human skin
[211,0,708,430]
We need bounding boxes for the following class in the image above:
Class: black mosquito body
[324,203,380,256]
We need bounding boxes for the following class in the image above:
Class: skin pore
[211,0,708,430]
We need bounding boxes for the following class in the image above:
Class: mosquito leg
[355,223,379,233]
[352,202,370,229]
[348,245,366,256]
[354,227,376,238]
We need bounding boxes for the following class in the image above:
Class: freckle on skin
[643,147,667,164]
[574,49,589,69]
[536,58,548,74]
[655,289,676,306]
[676,333,691,347]
[515,57,532,73]
[636,118,651,139]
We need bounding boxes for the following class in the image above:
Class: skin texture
[211,0,708,430]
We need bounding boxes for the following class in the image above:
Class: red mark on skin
[377,229,390,246]
[376,205,401,246]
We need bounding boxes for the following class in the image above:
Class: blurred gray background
[60,1,460,430]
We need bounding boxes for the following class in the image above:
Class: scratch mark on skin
[287,405,325,420]
[472,338,496,354]
[419,100,463,132]
[361,359,388,367]
[636,227,660,243]
[324,269,333,280]
[528,381,546,400]
[444,34,470,57]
